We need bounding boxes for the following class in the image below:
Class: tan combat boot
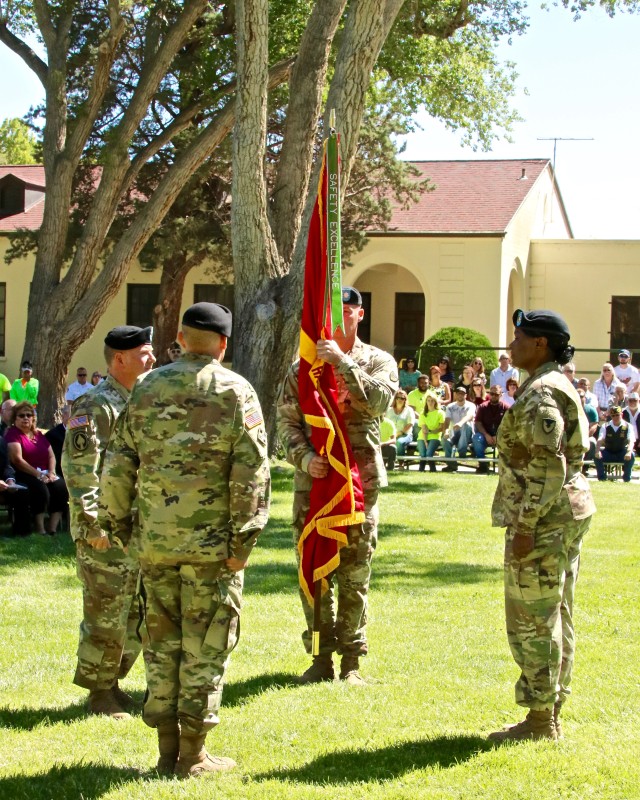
[554,702,564,739]
[87,688,131,720]
[339,655,366,686]
[297,654,335,684]
[156,720,180,776]
[488,709,557,742]
[111,680,135,710]
[174,731,236,779]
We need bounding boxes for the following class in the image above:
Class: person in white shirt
[613,349,640,393]
[489,353,519,392]
[593,363,624,419]
[441,386,476,471]
[65,367,91,402]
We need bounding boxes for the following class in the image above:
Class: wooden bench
[394,455,498,473]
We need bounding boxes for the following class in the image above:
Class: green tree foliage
[0,118,39,164]
[418,326,499,376]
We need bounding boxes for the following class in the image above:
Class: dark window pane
[394,292,425,362]
[126,284,160,328]
[610,297,640,361]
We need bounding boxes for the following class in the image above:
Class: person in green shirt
[10,361,39,406]
[417,393,446,472]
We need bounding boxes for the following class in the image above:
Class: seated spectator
[0,436,31,537]
[441,387,476,471]
[471,356,487,386]
[577,377,597,407]
[561,361,579,388]
[469,379,487,407]
[623,392,640,456]
[609,384,628,416]
[578,388,599,473]
[417,393,446,473]
[455,365,475,396]
[437,355,455,388]
[65,367,91,402]
[593,363,624,420]
[90,371,103,386]
[5,402,69,535]
[614,349,640,393]
[45,404,71,477]
[380,416,397,471]
[399,357,421,391]
[386,390,414,458]
[407,374,430,438]
[595,405,635,482]
[489,353,519,391]
[0,398,16,436]
[428,365,451,405]
[0,370,11,401]
[472,385,509,473]
[10,361,39,406]
[502,377,519,408]
[167,340,183,363]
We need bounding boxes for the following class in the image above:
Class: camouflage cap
[610,405,622,415]
[513,309,570,340]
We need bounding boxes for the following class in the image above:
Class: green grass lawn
[0,465,638,799]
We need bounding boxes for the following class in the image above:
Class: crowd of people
[381,347,638,481]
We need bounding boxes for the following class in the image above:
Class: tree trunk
[152,256,190,366]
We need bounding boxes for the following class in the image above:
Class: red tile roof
[0,165,46,232]
[379,159,554,235]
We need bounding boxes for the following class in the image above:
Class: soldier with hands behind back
[99,303,270,779]
[62,325,155,719]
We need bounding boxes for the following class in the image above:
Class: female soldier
[489,309,596,742]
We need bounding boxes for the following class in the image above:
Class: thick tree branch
[0,22,47,83]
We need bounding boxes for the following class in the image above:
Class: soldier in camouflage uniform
[62,325,155,719]
[99,303,270,779]
[277,287,398,686]
[489,309,596,742]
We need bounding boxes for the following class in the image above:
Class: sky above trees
[1,2,638,240]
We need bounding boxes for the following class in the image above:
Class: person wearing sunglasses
[66,367,92,402]
[5,401,68,535]
[593,362,624,420]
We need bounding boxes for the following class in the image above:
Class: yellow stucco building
[1,160,639,385]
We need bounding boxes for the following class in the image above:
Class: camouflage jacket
[98,354,270,566]
[277,337,398,493]
[492,361,596,535]
[62,374,130,542]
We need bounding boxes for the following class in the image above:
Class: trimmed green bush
[417,326,499,376]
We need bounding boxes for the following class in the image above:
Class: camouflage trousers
[504,517,590,711]
[293,488,379,658]
[74,540,142,691]
[140,560,242,734]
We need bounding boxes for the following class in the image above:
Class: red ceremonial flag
[297,127,365,611]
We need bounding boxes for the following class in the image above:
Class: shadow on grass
[0,763,144,798]
[223,671,299,707]
[0,531,75,572]
[383,477,443,494]
[0,689,147,730]
[372,558,500,589]
[256,735,492,784]
[0,701,89,730]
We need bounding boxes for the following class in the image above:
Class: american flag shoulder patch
[68,415,90,429]
[245,407,263,430]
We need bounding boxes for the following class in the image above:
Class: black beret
[513,309,570,340]
[104,325,153,350]
[182,302,232,337]
[341,286,362,306]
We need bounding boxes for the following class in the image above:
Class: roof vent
[519,167,528,180]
